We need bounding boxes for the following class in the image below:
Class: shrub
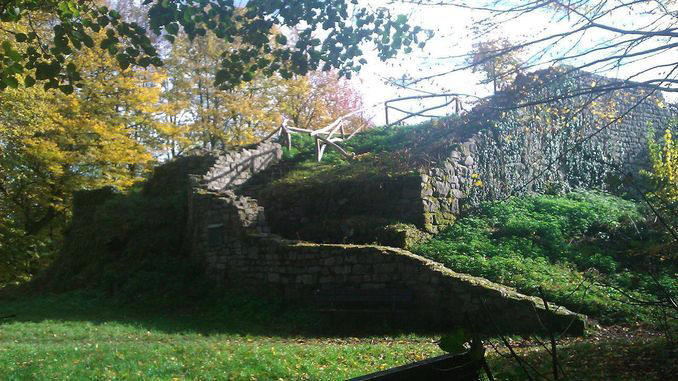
[413,191,675,324]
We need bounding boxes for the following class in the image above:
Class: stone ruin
[71,70,678,334]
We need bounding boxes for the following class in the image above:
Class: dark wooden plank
[349,352,482,381]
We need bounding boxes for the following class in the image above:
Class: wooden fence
[258,94,465,162]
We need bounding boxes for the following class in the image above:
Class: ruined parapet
[187,215,586,334]
[203,142,282,191]
[185,141,282,258]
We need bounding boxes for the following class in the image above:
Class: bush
[412,191,675,324]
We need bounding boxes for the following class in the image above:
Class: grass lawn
[2,292,675,380]
[0,292,442,380]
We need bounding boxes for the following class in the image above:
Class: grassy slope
[412,191,677,325]
[244,122,448,192]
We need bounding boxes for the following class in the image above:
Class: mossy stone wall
[256,173,425,244]
[421,71,676,233]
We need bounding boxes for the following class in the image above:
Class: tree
[0,25,166,287]
[466,38,524,94]
[395,0,677,100]
[160,30,287,153]
[0,0,429,92]
[158,29,370,156]
[281,70,369,133]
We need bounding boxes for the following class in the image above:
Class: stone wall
[420,71,677,233]
[203,142,282,191]
[187,200,585,333]
[184,142,282,255]
[182,139,586,334]
[254,173,425,244]
[69,68,675,334]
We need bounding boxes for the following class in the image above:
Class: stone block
[375,263,396,273]
[464,156,474,166]
[352,264,370,274]
[334,265,351,275]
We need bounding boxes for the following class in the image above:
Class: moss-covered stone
[376,223,432,249]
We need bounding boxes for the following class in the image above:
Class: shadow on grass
[0,288,444,339]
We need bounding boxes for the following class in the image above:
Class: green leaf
[2,40,12,53]
[4,76,19,89]
[35,63,51,80]
[275,34,287,45]
[166,23,179,35]
[59,84,74,94]
[116,53,130,70]
[15,33,27,43]
[67,1,79,17]
[438,328,470,354]
[98,16,109,28]
[43,79,58,90]
[58,2,70,15]
[82,34,94,48]
[24,76,36,87]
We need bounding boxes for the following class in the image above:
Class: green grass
[0,292,442,380]
[246,122,454,193]
[2,292,674,380]
[412,191,677,325]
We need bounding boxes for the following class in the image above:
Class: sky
[350,1,678,125]
[116,1,678,126]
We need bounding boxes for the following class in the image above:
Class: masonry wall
[203,142,282,191]
[183,140,586,334]
[256,173,425,244]
[421,76,676,233]
[185,142,282,255]
[187,199,585,334]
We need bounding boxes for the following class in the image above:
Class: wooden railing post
[315,137,326,162]
[283,126,292,151]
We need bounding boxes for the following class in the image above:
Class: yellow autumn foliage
[0,27,165,239]
[1,16,368,286]
[647,127,677,203]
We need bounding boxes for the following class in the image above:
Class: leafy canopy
[0,25,165,288]
[0,0,429,92]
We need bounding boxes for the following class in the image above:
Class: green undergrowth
[412,191,677,325]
